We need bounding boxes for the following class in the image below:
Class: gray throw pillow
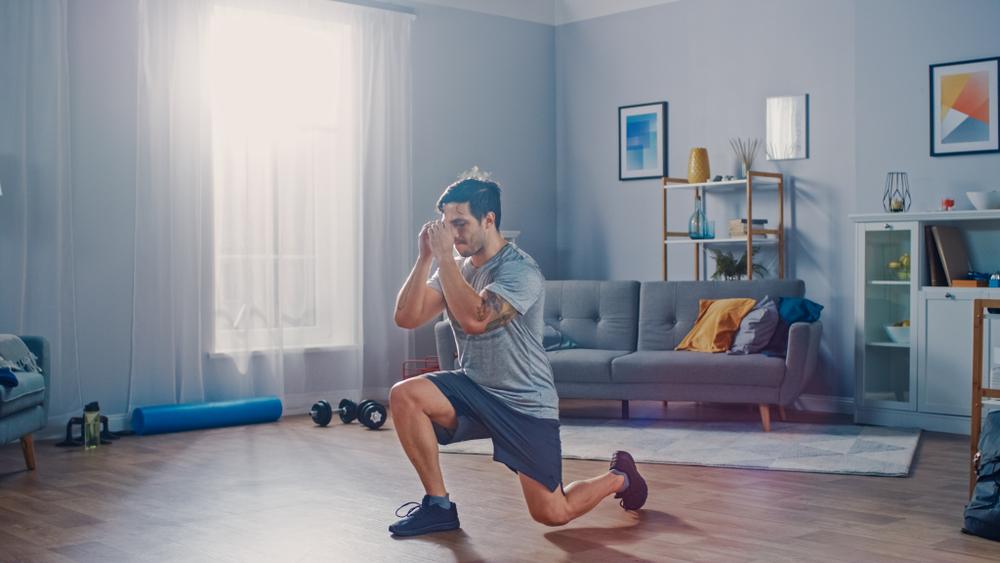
[728,295,780,355]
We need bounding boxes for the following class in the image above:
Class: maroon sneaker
[610,450,648,511]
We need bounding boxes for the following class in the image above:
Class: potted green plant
[709,247,768,280]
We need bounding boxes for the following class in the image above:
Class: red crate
[402,356,441,379]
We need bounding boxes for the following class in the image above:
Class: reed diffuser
[729,137,759,179]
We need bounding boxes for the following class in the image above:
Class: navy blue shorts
[426,370,563,492]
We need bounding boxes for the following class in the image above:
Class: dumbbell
[356,399,387,430]
[310,399,358,427]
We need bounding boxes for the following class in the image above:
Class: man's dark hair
[436,176,502,230]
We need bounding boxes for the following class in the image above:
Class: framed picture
[619,102,667,180]
[766,94,809,160]
[930,56,999,156]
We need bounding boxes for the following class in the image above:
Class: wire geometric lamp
[882,172,911,213]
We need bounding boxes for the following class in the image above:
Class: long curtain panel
[0,0,83,424]
[131,0,412,413]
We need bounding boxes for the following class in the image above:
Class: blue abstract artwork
[626,113,658,170]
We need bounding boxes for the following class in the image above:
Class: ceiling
[400,0,681,26]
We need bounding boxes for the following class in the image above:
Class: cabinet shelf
[664,236,778,246]
[867,341,910,348]
[870,280,911,286]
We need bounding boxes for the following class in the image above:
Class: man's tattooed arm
[474,290,518,332]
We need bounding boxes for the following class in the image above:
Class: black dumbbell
[310,398,358,427]
[356,399,387,430]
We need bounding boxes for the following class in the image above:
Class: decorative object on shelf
[887,252,910,280]
[729,137,759,178]
[688,193,710,239]
[729,218,768,237]
[709,247,768,280]
[884,322,910,344]
[882,172,911,212]
[687,147,710,183]
[766,94,809,160]
[966,190,1000,210]
[941,197,956,211]
[990,272,1000,288]
[619,101,668,180]
[929,57,999,157]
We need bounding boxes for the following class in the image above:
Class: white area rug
[440,418,921,477]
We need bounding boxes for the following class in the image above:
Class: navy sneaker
[389,496,460,537]
[610,450,648,511]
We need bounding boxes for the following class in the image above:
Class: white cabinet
[851,210,1000,434]
[918,288,978,416]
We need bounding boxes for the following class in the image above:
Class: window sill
[207,344,359,359]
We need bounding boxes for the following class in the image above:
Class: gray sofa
[435,280,822,431]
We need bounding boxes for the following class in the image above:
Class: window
[208,6,359,352]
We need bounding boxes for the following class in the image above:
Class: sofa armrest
[18,335,51,419]
[779,321,822,405]
[434,320,458,371]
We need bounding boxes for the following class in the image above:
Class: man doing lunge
[390,169,647,537]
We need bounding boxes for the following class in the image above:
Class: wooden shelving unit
[661,171,785,280]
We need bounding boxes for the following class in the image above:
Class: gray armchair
[1,335,50,470]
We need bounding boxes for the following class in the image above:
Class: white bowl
[966,190,1000,210]
[884,325,910,344]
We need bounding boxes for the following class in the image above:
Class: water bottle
[83,402,101,449]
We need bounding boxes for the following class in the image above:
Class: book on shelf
[924,225,946,286]
[728,218,768,237]
[930,225,971,287]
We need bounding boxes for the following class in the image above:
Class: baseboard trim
[795,394,855,414]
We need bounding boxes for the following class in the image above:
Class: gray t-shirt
[428,243,558,419]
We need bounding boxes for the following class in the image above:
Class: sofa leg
[778,405,787,421]
[622,400,630,419]
[758,404,771,432]
[20,434,36,470]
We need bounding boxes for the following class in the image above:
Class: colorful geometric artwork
[931,57,999,156]
[619,102,667,180]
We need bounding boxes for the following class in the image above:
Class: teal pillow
[543,325,578,351]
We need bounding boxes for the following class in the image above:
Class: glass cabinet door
[860,222,917,410]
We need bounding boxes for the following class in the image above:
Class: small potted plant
[709,247,768,280]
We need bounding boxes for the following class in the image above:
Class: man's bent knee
[389,377,457,428]
[528,503,571,527]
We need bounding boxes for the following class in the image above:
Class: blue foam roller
[131,396,283,435]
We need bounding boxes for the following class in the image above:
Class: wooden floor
[0,401,996,562]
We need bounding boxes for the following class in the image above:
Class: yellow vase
[687,148,710,184]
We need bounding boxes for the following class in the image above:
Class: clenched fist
[417,221,435,260]
[426,221,455,261]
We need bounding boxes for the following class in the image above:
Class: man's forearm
[435,257,485,332]
[394,256,434,327]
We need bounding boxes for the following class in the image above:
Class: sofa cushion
[548,349,632,384]
[762,297,825,357]
[544,281,639,351]
[676,298,756,352]
[611,350,786,386]
[0,370,46,417]
[729,295,780,355]
[637,280,805,351]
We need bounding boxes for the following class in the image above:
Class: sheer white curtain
[131,0,412,412]
[0,0,84,424]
